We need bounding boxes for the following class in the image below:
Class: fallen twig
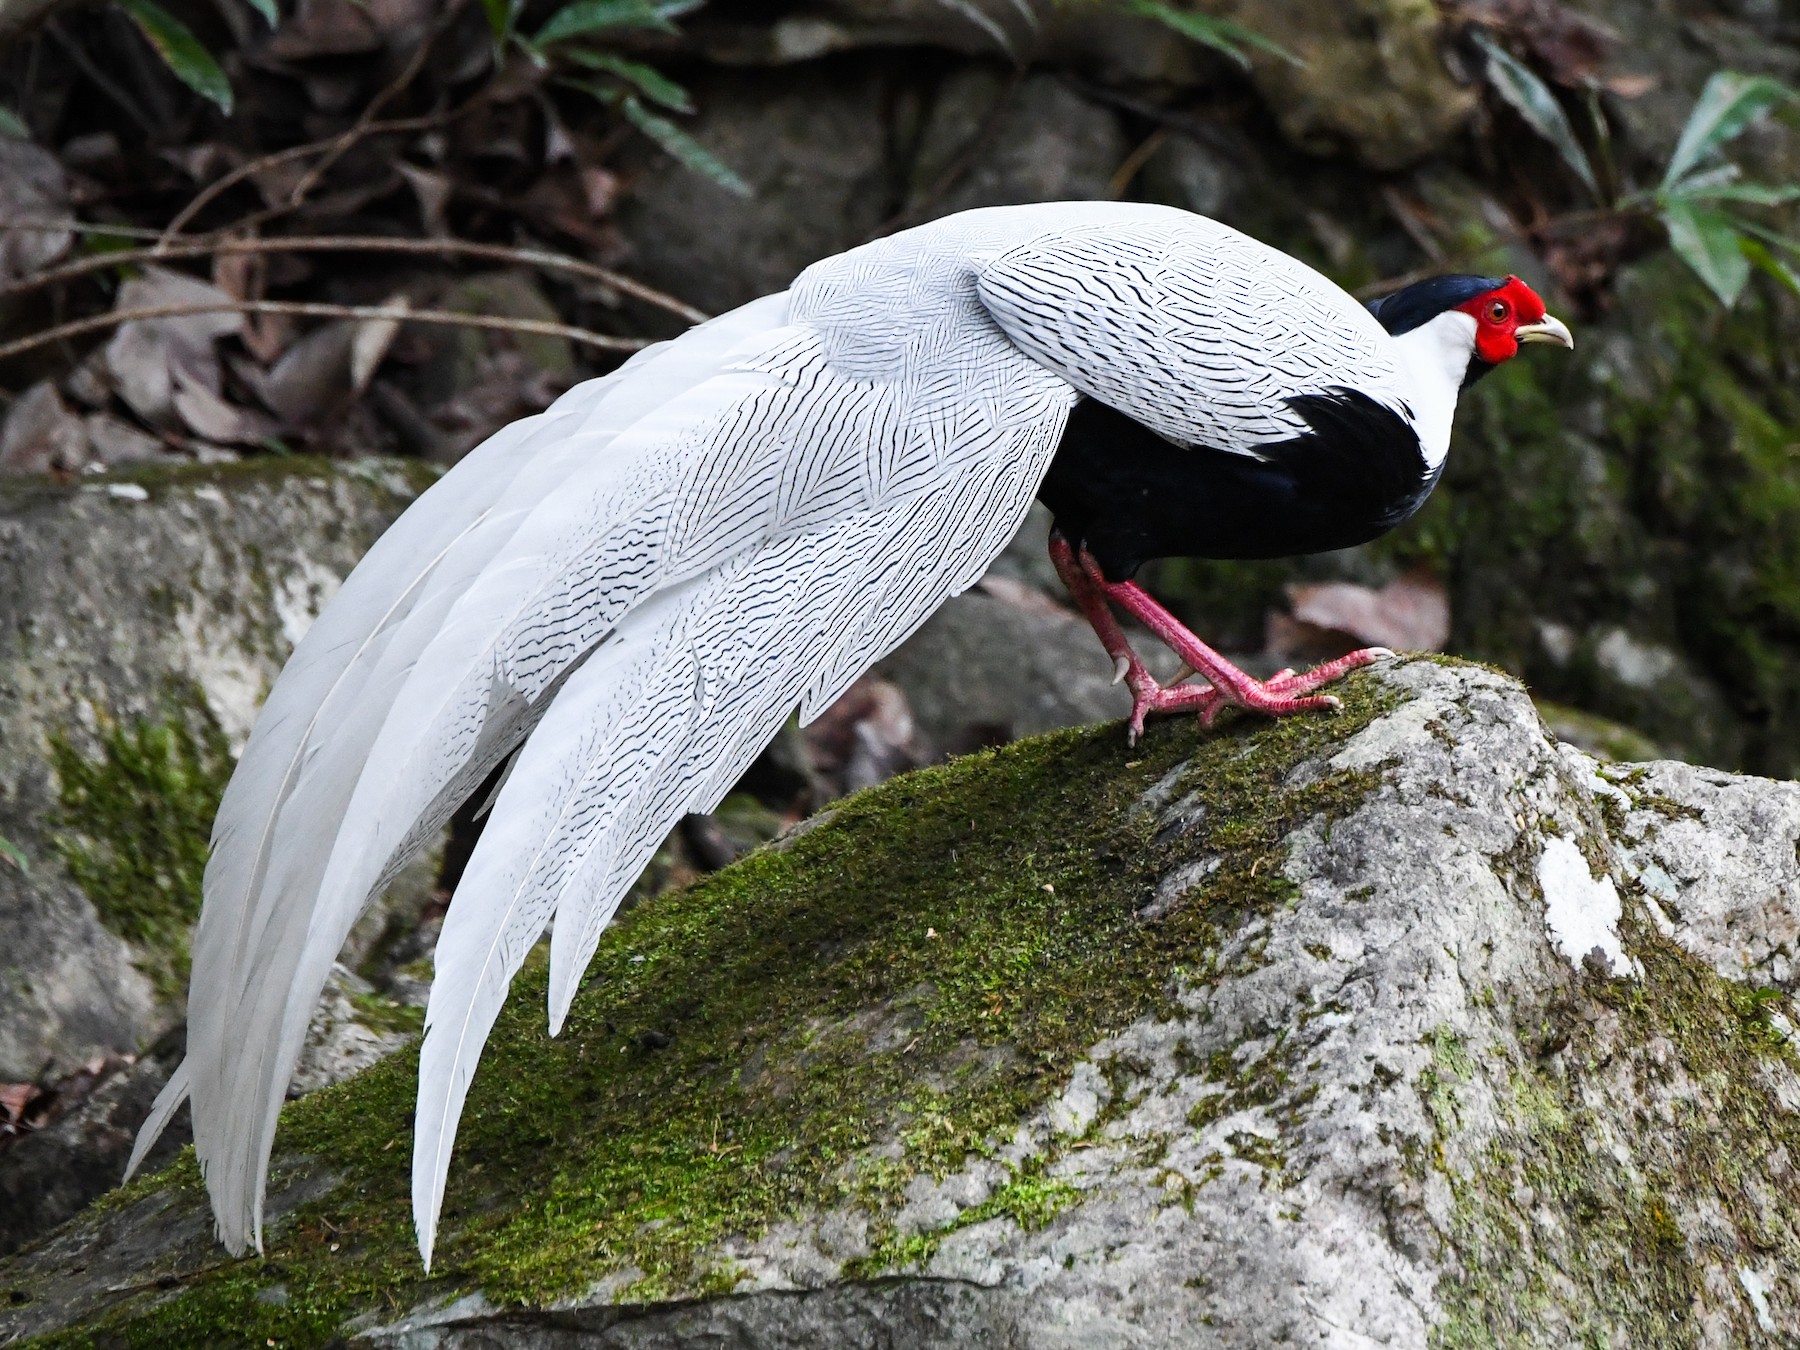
[159,1,470,244]
[0,233,710,324]
[0,299,651,367]
[1107,126,1172,199]
[154,114,453,241]
[282,0,466,212]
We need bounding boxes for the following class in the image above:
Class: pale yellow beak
[1516,314,1574,349]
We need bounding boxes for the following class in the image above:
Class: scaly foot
[1048,532,1392,744]
[1117,648,1392,744]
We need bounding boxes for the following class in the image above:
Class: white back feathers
[132,202,1430,1268]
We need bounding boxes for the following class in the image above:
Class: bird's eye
[1487,300,1509,322]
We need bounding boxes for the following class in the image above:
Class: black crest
[1364,274,1503,337]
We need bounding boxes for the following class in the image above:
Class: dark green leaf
[534,0,701,46]
[1662,199,1751,306]
[1742,237,1800,298]
[1126,0,1303,68]
[115,0,232,114]
[241,0,278,26]
[1659,162,1741,200]
[0,108,28,139]
[622,95,750,196]
[0,835,27,875]
[1730,216,1800,256]
[1663,71,1797,192]
[1681,181,1800,207]
[481,0,515,43]
[564,49,692,111]
[1473,32,1599,201]
[556,76,624,107]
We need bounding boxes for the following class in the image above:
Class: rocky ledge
[4,659,1800,1347]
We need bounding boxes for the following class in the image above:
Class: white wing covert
[972,205,1410,451]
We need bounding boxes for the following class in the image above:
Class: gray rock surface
[686,0,1473,169]
[614,63,1126,320]
[0,1049,182,1260]
[0,460,436,1254]
[8,660,1800,1345]
[904,68,1129,220]
[613,62,895,318]
[0,460,434,1086]
[1608,757,1800,989]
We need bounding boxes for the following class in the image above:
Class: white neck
[1387,310,1477,469]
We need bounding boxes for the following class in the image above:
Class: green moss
[46,689,233,1001]
[347,991,426,1038]
[1430,909,1800,1346]
[21,670,1397,1348]
[113,455,439,498]
[1531,699,1663,764]
[856,1157,1081,1274]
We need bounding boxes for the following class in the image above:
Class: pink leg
[1050,535,1391,743]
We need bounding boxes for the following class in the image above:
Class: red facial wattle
[1455,276,1549,365]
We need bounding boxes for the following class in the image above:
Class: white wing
[973,205,1409,451]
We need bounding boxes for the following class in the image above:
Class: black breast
[1036,390,1439,581]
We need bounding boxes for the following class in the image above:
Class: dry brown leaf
[0,1082,34,1127]
[61,350,116,411]
[806,676,919,795]
[257,319,356,426]
[171,366,278,445]
[162,142,241,185]
[0,381,88,473]
[351,293,409,394]
[1602,73,1656,99]
[210,246,260,301]
[0,136,73,282]
[1274,571,1451,656]
[1456,0,1618,87]
[397,162,454,237]
[103,267,243,429]
[84,412,173,466]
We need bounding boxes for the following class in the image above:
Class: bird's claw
[1121,647,1388,743]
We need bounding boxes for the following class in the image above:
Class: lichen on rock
[7,658,1800,1346]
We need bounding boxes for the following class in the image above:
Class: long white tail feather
[164,301,806,1249]
[414,524,883,1265]
[123,1057,190,1182]
[410,585,705,1265]
[242,332,826,1244]
[186,410,618,1245]
[539,523,885,1034]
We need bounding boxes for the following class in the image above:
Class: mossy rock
[0,457,435,1084]
[0,459,438,1255]
[6,659,1800,1346]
